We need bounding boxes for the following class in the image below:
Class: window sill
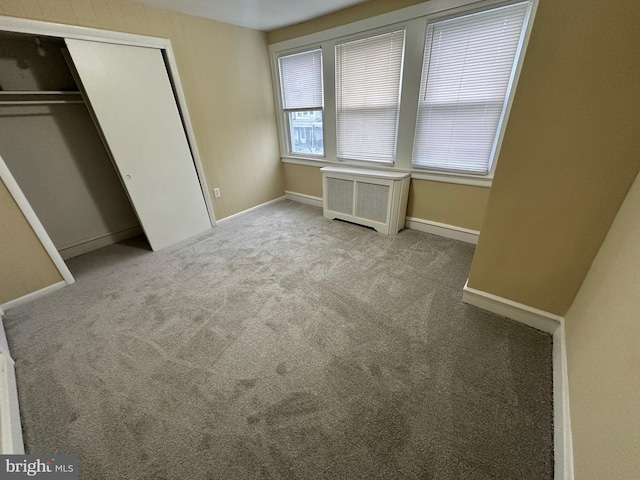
[281,156,492,188]
[282,156,330,167]
[411,170,493,188]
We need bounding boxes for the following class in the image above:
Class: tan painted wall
[0,178,62,304]
[467,0,640,315]
[283,163,323,198]
[0,0,283,302]
[564,171,640,480]
[267,0,427,44]
[282,163,488,230]
[407,180,488,231]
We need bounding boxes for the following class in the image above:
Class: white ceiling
[134,0,370,31]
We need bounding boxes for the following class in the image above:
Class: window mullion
[321,41,337,162]
[395,17,428,170]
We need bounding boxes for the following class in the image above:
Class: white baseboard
[405,217,479,244]
[216,196,286,225]
[1,280,67,312]
[0,154,75,285]
[462,281,562,333]
[0,316,9,361]
[58,225,143,260]
[284,195,479,245]
[462,280,573,480]
[284,191,323,208]
[0,317,24,454]
[553,321,575,480]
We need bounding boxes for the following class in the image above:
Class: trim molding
[161,44,217,227]
[406,217,480,244]
[0,315,9,357]
[284,191,323,208]
[281,157,493,188]
[0,316,24,454]
[1,281,67,313]
[216,196,286,225]
[0,15,169,47]
[553,321,575,480]
[410,171,492,187]
[0,154,75,286]
[282,157,330,168]
[462,281,562,333]
[462,280,573,480]
[283,197,480,245]
[59,226,143,260]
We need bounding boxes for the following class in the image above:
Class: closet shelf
[0,91,84,106]
[0,100,84,105]
[0,91,81,95]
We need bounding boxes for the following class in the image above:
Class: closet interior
[0,31,150,262]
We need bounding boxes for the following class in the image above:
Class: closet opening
[0,31,152,278]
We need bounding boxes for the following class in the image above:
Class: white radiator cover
[321,166,410,234]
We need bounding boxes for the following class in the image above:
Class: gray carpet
[4,201,553,479]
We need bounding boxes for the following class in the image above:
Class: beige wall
[282,163,323,198]
[0,178,62,304]
[407,180,488,231]
[0,0,284,302]
[267,0,427,44]
[467,0,640,315]
[564,171,640,480]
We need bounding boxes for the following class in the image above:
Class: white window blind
[278,49,323,110]
[412,2,531,174]
[336,30,405,163]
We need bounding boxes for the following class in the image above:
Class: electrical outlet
[213,188,221,198]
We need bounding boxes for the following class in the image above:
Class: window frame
[410,2,534,175]
[284,109,325,156]
[334,26,407,165]
[269,0,538,187]
[276,48,325,158]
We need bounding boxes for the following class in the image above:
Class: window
[412,2,531,174]
[270,0,535,183]
[278,49,324,155]
[335,30,405,163]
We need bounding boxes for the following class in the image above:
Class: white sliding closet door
[65,39,211,251]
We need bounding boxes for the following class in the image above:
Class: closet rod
[0,100,85,105]
[0,91,82,95]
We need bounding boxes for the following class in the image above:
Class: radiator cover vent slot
[326,177,354,215]
[356,182,389,223]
